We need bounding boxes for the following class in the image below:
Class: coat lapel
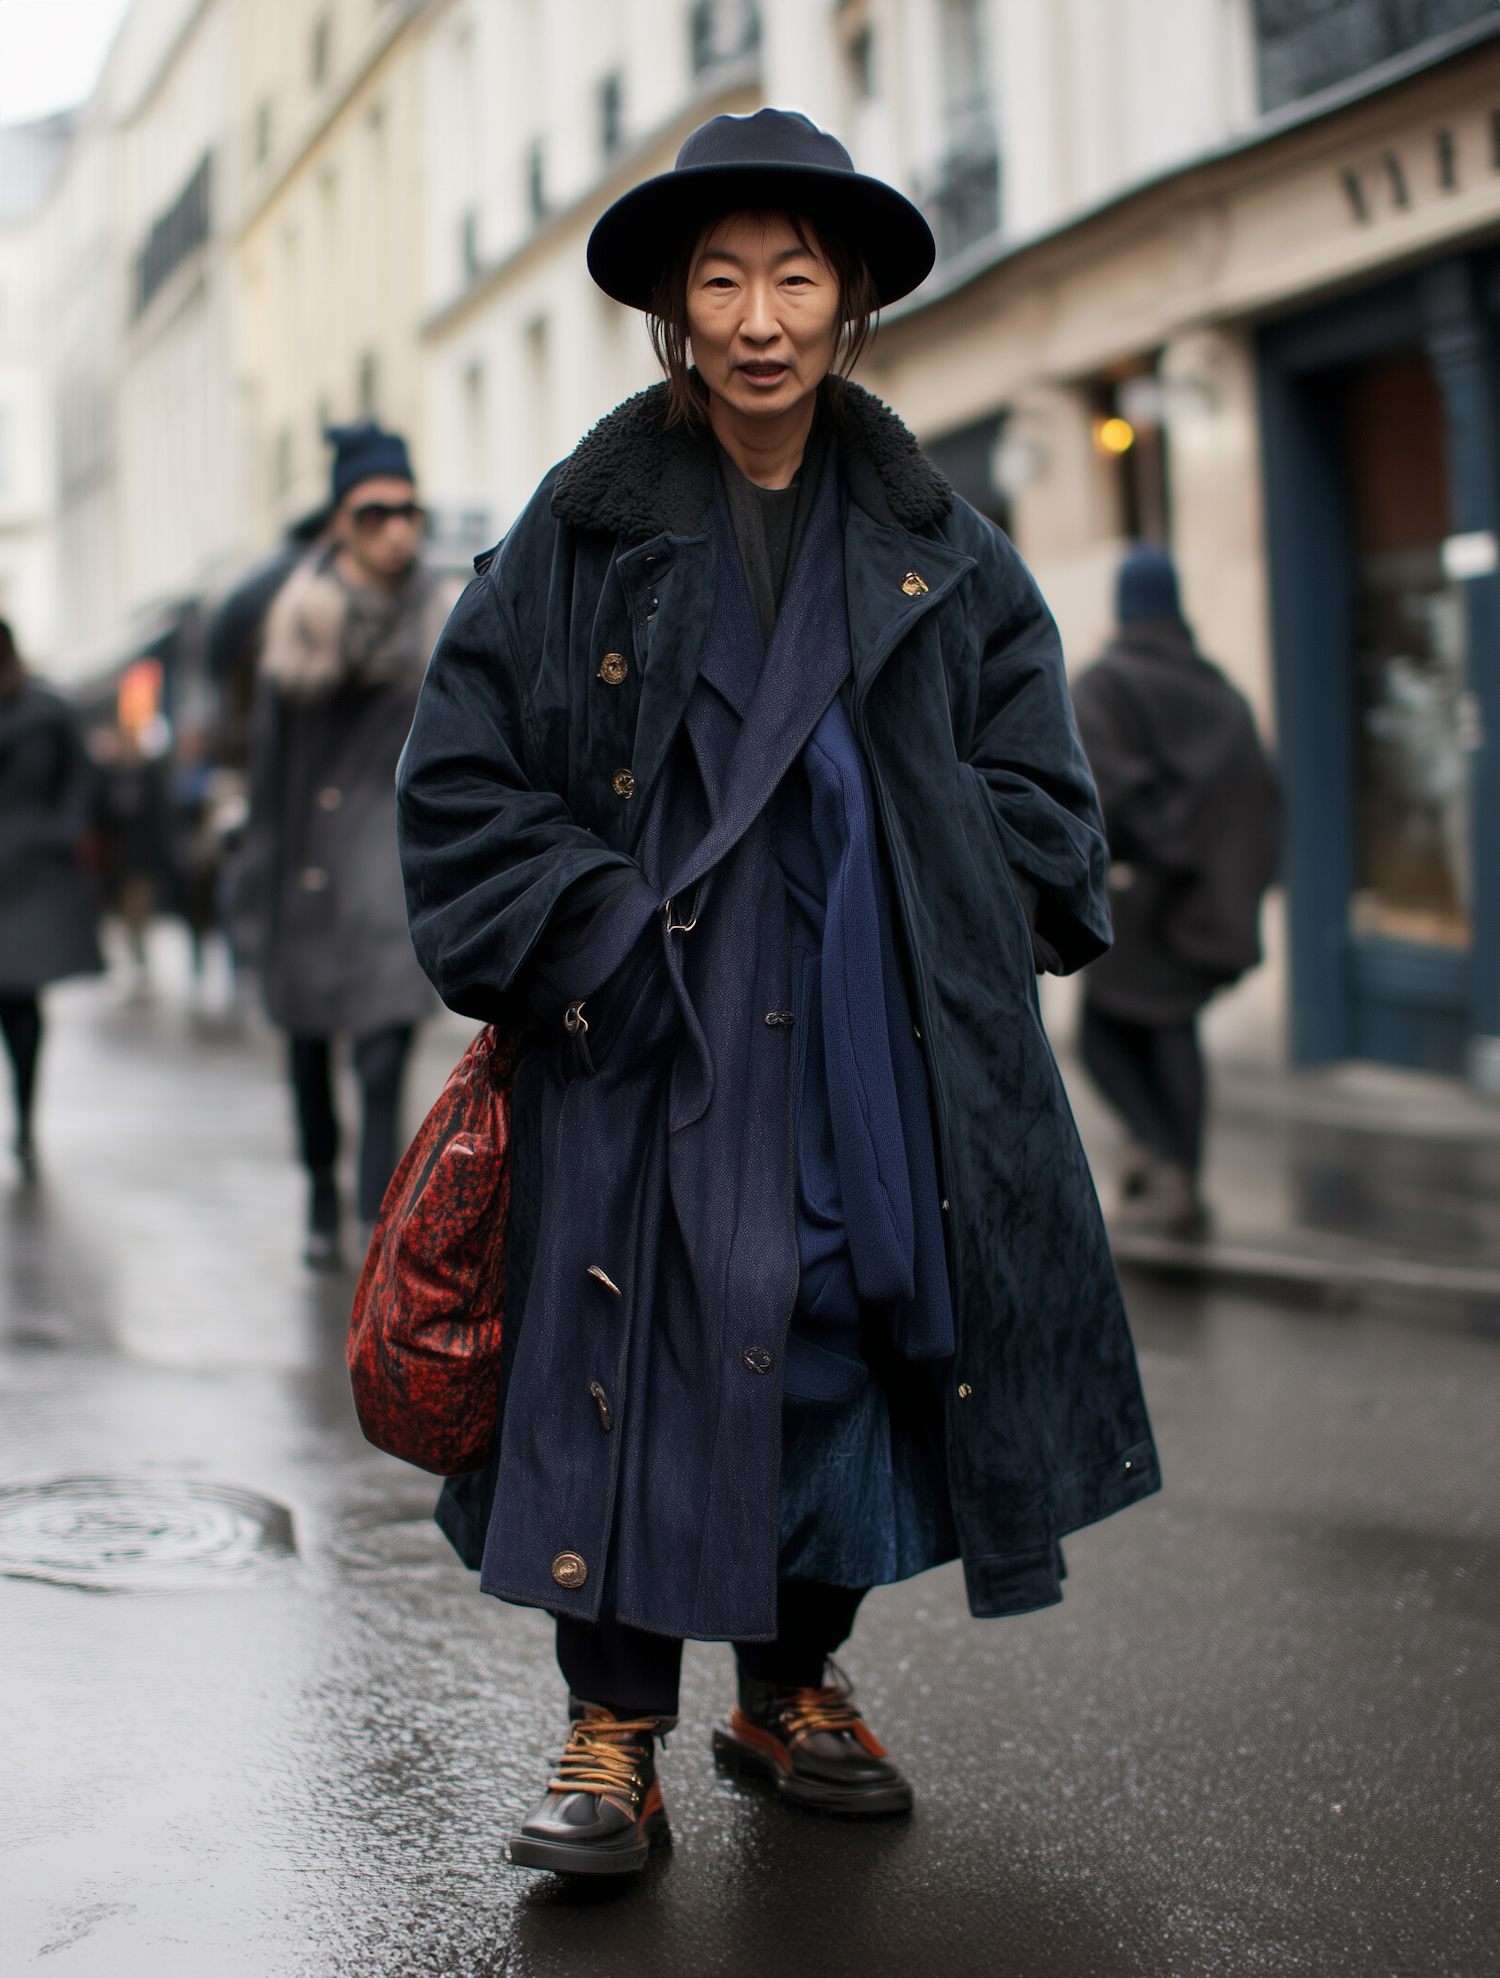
[621,532,716,831]
[843,507,975,708]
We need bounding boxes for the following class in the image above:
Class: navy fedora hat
[587,108,935,312]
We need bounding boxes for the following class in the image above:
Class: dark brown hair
[647,211,878,429]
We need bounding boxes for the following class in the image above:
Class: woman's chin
[717,379,817,420]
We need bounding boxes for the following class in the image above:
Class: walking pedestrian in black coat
[397,110,1160,1874]
[239,426,461,1265]
[0,620,103,1176]
[1072,547,1280,1235]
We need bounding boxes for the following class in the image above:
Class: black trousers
[289,1025,414,1222]
[554,1580,868,1717]
[1081,1001,1204,1171]
[0,995,41,1144]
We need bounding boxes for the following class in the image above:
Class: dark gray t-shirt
[715,414,829,649]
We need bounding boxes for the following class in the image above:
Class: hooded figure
[239,424,462,1264]
[1072,546,1280,1235]
[397,109,1160,1876]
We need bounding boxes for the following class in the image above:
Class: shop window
[1093,369,1170,546]
[1340,351,1469,951]
[921,413,1010,534]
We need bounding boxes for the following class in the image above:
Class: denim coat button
[612,768,635,798]
[551,1551,587,1588]
[597,652,628,685]
[743,1347,772,1374]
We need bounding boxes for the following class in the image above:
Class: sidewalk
[1058,1047,1500,1316]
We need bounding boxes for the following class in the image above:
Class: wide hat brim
[587,161,935,312]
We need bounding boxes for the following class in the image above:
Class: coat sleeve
[953,516,1113,972]
[395,511,640,1024]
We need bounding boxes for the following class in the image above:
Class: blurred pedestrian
[240,424,461,1266]
[1072,545,1279,1237]
[0,619,104,1177]
[398,109,1158,1876]
[93,724,173,996]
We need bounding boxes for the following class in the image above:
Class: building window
[357,352,379,421]
[527,139,546,223]
[848,24,876,98]
[463,360,486,493]
[275,428,294,496]
[311,14,331,87]
[134,153,212,317]
[254,100,271,164]
[923,0,1000,263]
[599,70,624,164]
[1252,0,1493,112]
[690,0,761,77]
[0,405,10,499]
[462,207,479,282]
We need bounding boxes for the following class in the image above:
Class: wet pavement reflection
[2,951,1498,1974]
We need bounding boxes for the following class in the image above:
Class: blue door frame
[1258,250,1500,1075]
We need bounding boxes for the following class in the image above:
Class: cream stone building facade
[10,0,1500,1078]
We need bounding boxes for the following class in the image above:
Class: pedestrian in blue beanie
[397,107,1161,1875]
[1072,544,1280,1235]
[237,423,463,1266]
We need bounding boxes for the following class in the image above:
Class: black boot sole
[712,1727,914,1818]
[507,1806,670,1876]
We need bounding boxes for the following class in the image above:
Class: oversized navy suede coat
[396,380,1160,1626]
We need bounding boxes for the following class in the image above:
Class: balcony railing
[924,146,1000,265]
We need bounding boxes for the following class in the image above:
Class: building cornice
[419,65,761,342]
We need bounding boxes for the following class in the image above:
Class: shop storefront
[1260,249,1500,1077]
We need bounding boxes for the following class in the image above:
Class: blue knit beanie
[327,422,414,505]
[1116,544,1181,625]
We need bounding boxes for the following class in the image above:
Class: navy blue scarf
[706,467,955,1406]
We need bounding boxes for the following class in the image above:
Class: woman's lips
[738,364,789,387]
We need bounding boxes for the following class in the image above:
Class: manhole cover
[0,1476,296,1591]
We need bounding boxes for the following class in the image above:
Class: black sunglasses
[352,500,426,534]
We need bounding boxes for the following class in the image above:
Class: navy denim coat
[396,381,1160,1625]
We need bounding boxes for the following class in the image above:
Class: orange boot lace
[548,1711,657,1815]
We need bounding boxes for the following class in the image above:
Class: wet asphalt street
[1,940,1497,1977]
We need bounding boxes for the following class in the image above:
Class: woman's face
[684,213,841,420]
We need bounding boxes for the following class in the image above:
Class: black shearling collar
[551,378,952,545]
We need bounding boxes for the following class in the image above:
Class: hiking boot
[508,1699,673,1876]
[712,1672,913,1817]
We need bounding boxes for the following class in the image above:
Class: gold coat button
[958,1382,973,1399]
[901,571,929,596]
[317,786,343,810]
[551,1551,587,1589]
[598,652,628,685]
[300,866,330,891]
[612,768,635,799]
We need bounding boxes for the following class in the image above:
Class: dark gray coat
[0,684,102,993]
[1072,620,1280,1026]
[398,382,1161,1623]
[240,552,459,1036]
